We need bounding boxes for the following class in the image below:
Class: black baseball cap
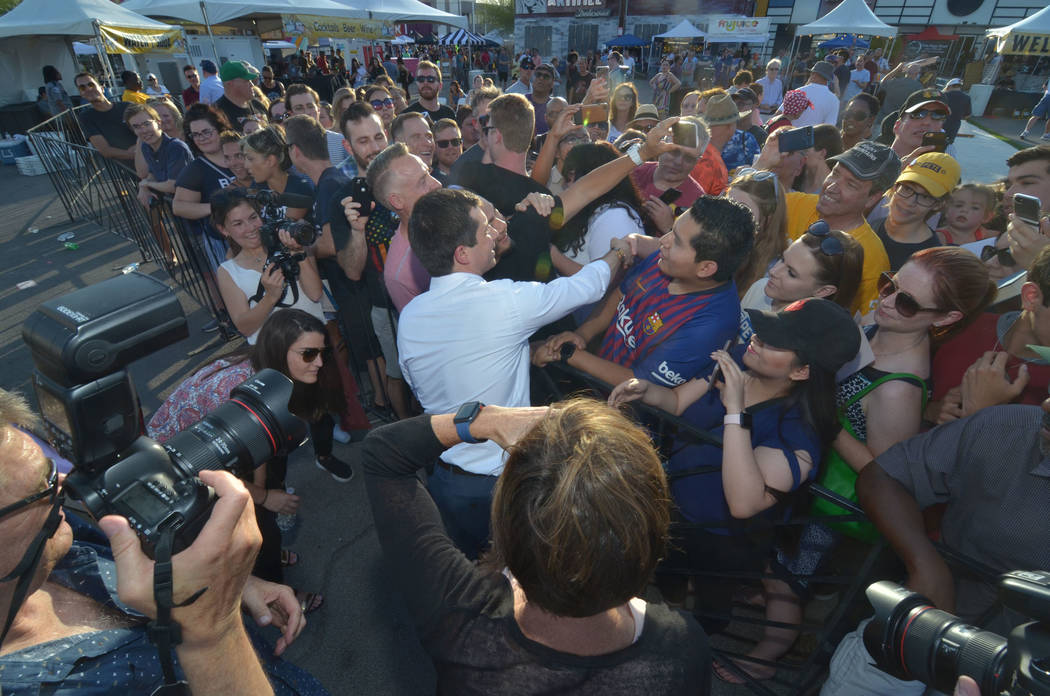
[746,298,860,373]
[901,88,950,115]
[519,57,535,71]
[828,140,901,183]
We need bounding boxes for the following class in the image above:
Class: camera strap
[147,527,208,696]
[248,276,300,308]
[0,494,64,648]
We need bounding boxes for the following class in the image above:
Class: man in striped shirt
[538,197,753,387]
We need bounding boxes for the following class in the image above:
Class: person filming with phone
[1003,145,1050,271]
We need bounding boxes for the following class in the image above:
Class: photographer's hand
[260,263,286,298]
[99,470,272,695]
[277,228,303,252]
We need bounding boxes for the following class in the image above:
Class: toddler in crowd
[936,183,998,246]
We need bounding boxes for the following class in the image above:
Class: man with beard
[821,394,1050,696]
[404,61,456,123]
[756,135,898,317]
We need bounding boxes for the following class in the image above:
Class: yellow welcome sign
[281,14,394,43]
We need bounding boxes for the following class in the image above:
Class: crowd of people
[6,43,1050,695]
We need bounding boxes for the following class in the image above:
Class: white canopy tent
[654,20,706,40]
[0,0,178,105]
[986,6,1050,55]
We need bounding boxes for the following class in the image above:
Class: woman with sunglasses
[727,169,789,297]
[173,103,236,272]
[608,298,859,672]
[839,93,880,151]
[875,153,961,271]
[148,308,350,611]
[241,125,314,222]
[364,85,396,132]
[607,82,638,143]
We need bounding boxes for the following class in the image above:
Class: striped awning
[437,28,485,46]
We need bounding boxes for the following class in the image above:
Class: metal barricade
[27,107,233,339]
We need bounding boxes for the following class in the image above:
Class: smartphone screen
[778,125,814,153]
[922,132,947,153]
[575,103,608,126]
[350,177,372,211]
[709,339,734,385]
[672,121,699,149]
[596,66,610,81]
[1014,193,1043,227]
[659,188,682,205]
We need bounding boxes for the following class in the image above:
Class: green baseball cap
[219,61,259,82]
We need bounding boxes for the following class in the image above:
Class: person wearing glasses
[0,388,322,694]
[926,245,1050,426]
[873,153,961,271]
[364,85,396,134]
[526,63,557,136]
[148,309,347,608]
[431,118,463,185]
[886,89,951,162]
[755,58,784,114]
[125,103,193,209]
[182,64,201,107]
[404,60,456,123]
[447,85,501,187]
[73,72,136,161]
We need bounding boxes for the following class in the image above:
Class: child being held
[936,183,998,246]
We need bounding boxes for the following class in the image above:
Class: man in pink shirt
[368,142,442,312]
[630,115,708,234]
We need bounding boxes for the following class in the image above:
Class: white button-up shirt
[199,75,224,105]
[790,82,840,128]
[398,261,612,475]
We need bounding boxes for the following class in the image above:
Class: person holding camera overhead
[213,189,325,345]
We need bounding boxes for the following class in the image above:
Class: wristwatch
[627,142,645,166]
[454,401,487,443]
[723,412,753,430]
[559,342,577,363]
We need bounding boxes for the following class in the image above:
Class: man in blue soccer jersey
[536,196,754,388]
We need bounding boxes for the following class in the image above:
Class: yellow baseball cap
[896,152,960,198]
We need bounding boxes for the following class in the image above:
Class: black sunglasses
[416,75,438,83]
[0,458,58,519]
[436,137,462,148]
[981,245,1016,267]
[295,346,332,363]
[877,271,947,318]
[804,220,844,256]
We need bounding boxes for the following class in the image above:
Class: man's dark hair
[284,83,320,113]
[850,92,881,115]
[686,196,755,282]
[813,124,844,159]
[339,100,377,139]
[1007,145,1050,176]
[408,188,482,277]
[567,51,579,65]
[42,66,60,83]
[283,114,328,161]
[455,104,473,128]
[121,70,140,87]
[73,71,95,85]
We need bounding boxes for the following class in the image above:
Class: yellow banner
[998,32,1050,56]
[98,24,186,54]
[282,14,394,42]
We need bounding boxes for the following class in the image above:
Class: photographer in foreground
[820,397,1050,696]
[362,400,710,694]
[0,389,320,695]
[213,189,325,344]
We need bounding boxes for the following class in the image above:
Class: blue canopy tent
[605,34,647,48]
[818,34,870,50]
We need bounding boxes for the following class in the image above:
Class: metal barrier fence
[27,107,233,340]
[538,361,1006,695]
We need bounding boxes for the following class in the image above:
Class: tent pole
[784,34,798,89]
[200,0,220,64]
[92,20,117,95]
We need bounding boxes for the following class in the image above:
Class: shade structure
[797,0,897,38]
[438,28,486,46]
[263,40,297,49]
[606,33,648,48]
[0,0,176,38]
[818,34,870,50]
[391,34,415,44]
[654,20,706,40]
[122,0,468,28]
[987,6,1050,56]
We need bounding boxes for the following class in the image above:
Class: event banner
[282,14,394,42]
[705,16,771,42]
[998,33,1050,56]
[98,25,186,54]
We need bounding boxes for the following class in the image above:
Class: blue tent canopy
[605,34,648,48]
[818,34,870,49]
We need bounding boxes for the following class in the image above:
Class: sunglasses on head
[804,220,844,256]
[906,108,948,122]
[980,244,1016,267]
[877,271,947,317]
[370,98,394,109]
[734,167,780,198]
[295,346,331,363]
[436,137,462,148]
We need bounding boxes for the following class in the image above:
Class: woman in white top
[607,82,638,143]
[213,189,325,344]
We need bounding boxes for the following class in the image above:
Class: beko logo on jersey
[655,361,686,385]
[614,297,636,349]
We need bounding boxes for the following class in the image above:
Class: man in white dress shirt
[396,188,630,557]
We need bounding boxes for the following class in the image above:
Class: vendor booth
[786,0,896,91]
[981,7,1050,117]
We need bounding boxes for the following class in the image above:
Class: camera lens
[286,220,317,247]
[162,369,307,478]
[864,581,1009,695]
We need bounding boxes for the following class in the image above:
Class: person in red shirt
[182,64,200,107]
[691,140,729,196]
[631,115,708,234]
[926,245,1050,424]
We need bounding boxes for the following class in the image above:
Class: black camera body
[865,571,1050,695]
[23,273,307,555]
[247,189,318,300]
